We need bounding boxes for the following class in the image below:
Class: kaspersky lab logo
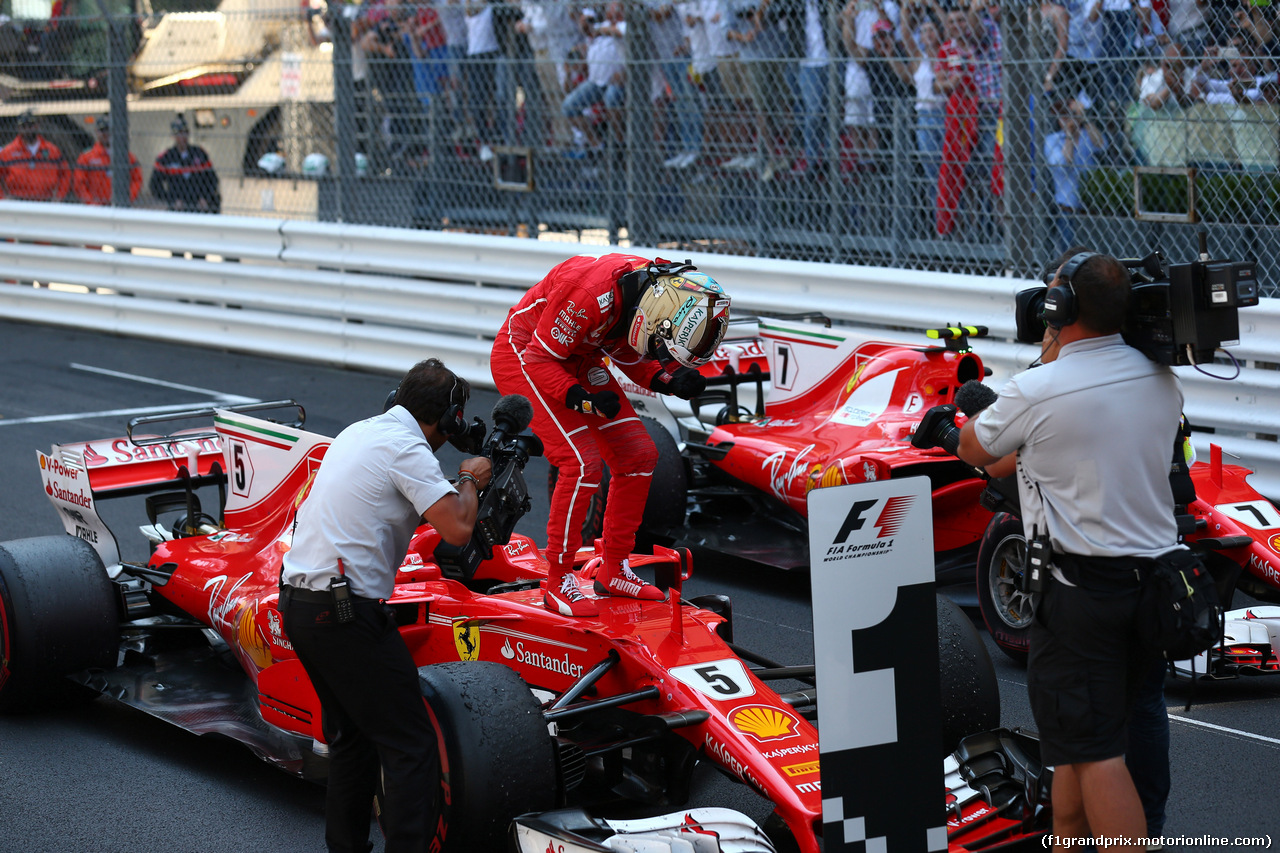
[821,495,915,563]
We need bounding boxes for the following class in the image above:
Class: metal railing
[1,200,1278,495]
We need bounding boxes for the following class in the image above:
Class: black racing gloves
[650,366,707,400]
[566,384,622,419]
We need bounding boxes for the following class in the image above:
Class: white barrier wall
[1,201,1277,496]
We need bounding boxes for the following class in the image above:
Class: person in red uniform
[0,110,71,201]
[492,255,731,617]
[73,116,142,205]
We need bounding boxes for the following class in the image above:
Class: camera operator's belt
[280,584,377,606]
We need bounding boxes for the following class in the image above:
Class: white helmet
[302,152,329,176]
[257,151,286,174]
[624,263,730,368]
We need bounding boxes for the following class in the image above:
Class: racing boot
[544,572,600,618]
[594,560,664,601]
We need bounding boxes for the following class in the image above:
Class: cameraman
[954,252,1183,848]
[279,358,492,853]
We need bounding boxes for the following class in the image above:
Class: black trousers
[280,588,438,853]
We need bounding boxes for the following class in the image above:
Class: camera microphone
[485,394,534,455]
[954,380,997,417]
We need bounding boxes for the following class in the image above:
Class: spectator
[562,4,628,149]
[793,0,835,175]
[518,0,577,145]
[1043,0,1102,101]
[439,0,474,141]
[645,0,701,165]
[934,6,978,234]
[0,110,70,201]
[842,45,875,157]
[361,0,419,163]
[1098,0,1138,107]
[865,18,915,162]
[1164,0,1212,57]
[349,1,378,154]
[969,0,1003,218]
[465,0,504,157]
[664,0,720,167]
[900,0,945,172]
[408,0,450,121]
[73,115,141,206]
[727,0,791,179]
[1044,97,1106,251]
[150,114,220,213]
[1137,41,1191,108]
[1189,43,1277,101]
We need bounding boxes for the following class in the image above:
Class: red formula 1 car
[607,316,995,586]
[978,443,1280,668]
[0,400,1047,853]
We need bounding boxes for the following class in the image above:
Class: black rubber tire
[975,512,1035,665]
[0,536,119,713]
[937,592,1002,755]
[378,661,558,853]
[546,416,688,543]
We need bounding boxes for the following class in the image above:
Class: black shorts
[1027,556,1152,766]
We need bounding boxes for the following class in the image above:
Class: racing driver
[492,255,730,617]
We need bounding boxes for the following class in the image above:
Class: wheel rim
[987,534,1037,631]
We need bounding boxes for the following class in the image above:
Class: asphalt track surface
[0,319,1277,853]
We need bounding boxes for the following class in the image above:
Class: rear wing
[39,400,305,573]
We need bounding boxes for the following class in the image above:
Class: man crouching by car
[279,358,492,853]
[954,253,1183,851]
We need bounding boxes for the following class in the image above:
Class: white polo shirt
[281,405,456,599]
[973,334,1183,559]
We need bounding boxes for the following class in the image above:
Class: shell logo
[806,461,848,494]
[731,705,800,742]
[1270,533,1280,553]
[238,607,273,670]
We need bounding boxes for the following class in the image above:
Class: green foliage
[1079,168,1132,217]
[1196,172,1280,224]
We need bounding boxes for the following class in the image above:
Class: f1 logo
[833,496,916,544]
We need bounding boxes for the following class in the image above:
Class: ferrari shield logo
[454,620,480,661]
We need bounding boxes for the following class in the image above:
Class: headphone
[383,373,468,436]
[1041,251,1099,329]
[437,375,468,437]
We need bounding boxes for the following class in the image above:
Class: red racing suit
[492,254,669,575]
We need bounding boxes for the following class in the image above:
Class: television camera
[1016,235,1260,366]
[435,395,543,580]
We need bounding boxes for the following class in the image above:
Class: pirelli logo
[783,761,820,777]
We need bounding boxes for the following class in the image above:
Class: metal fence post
[97,0,129,208]
[331,1,357,224]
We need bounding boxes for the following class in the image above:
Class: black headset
[437,375,468,437]
[1041,251,1099,328]
[383,374,468,436]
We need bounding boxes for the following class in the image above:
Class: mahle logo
[822,495,915,563]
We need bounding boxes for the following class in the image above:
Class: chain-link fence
[1,0,1277,287]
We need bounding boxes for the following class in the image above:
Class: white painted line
[70,363,258,403]
[0,402,253,427]
[1168,714,1280,746]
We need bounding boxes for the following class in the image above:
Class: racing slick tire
[936,592,1001,754]
[548,416,688,544]
[0,536,119,713]
[380,661,558,853]
[975,512,1034,665]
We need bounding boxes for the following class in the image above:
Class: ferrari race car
[0,399,1049,852]
[976,443,1280,669]
[0,399,1054,850]
[601,315,995,583]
